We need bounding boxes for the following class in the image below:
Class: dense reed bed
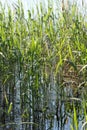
[0,0,87,130]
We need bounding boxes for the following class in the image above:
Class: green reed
[0,0,87,130]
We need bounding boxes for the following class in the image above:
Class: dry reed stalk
[62,0,64,11]
[62,0,69,11]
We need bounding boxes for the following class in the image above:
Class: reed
[0,0,87,130]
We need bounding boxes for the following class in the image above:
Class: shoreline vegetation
[0,0,87,129]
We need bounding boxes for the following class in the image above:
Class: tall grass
[0,0,87,130]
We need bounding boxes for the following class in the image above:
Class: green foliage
[73,106,78,130]
[0,0,87,129]
[7,102,13,115]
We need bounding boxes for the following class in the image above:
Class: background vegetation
[0,0,87,130]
